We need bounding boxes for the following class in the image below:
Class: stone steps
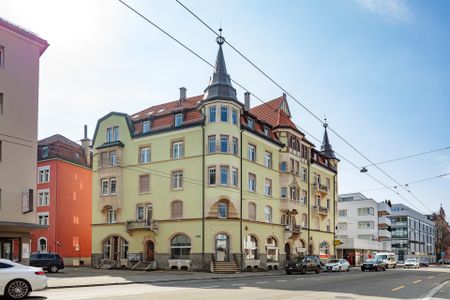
[211,261,239,273]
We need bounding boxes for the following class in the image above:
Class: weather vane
[216,27,225,45]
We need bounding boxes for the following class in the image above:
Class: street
[28,268,450,300]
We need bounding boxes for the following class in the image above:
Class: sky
[1,0,449,217]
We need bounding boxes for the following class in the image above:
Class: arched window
[264,206,272,223]
[244,235,258,259]
[171,234,191,259]
[315,217,320,230]
[38,238,47,252]
[102,236,128,260]
[171,200,183,219]
[248,202,256,220]
[266,237,278,262]
[218,202,228,218]
[301,213,308,228]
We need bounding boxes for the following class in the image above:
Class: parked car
[438,258,450,264]
[418,258,429,267]
[285,256,322,274]
[375,252,396,269]
[361,259,387,272]
[0,258,47,299]
[324,258,350,272]
[404,258,420,269]
[30,252,64,273]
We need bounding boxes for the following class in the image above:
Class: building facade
[31,133,92,266]
[390,203,435,262]
[336,193,392,265]
[91,36,339,271]
[0,17,48,263]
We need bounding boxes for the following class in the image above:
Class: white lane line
[295,278,305,281]
[427,276,434,279]
[277,279,287,282]
[420,280,449,300]
[200,285,220,288]
[255,281,267,284]
[231,283,245,286]
[391,285,405,292]
[413,280,422,284]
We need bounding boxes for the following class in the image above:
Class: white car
[0,259,47,299]
[404,258,420,269]
[324,258,350,272]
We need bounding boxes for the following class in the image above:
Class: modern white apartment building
[336,193,392,266]
[0,17,48,263]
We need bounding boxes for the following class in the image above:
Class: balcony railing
[285,224,301,233]
[318,206,329,215]
[313,183,329,193]
[126,219,158,232]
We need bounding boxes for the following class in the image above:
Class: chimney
[179,87,187,102]
[80,124,91,167]
[244,92,250,111]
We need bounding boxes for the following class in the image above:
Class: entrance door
[146,241,155,261]
[113,237,119,261]
[215,234,229,262]
[285,243,291,262]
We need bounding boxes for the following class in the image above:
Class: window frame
[142,120,151,134]
[220,135,229,153]
[107,208,116,223]
[109,178,117,195]
[208,135,216,153]
[218,202,228,219]
[172,170,183,190]
[139,147,151,164]
[264,178,272,196]
[172,140,184,159]
[37,212,49,225]
[38,166,50,183]
[232,109,238,125]
[220,106,228,122]
[220,166,229,185]
[264,206,272,223]
[232,167,238,187]
[101,179,109,196]
[264,151,272,168]
[248,173,256,192]
[37,189,50,206]
[139,174,150,194]
[208,106,216,123]
[248,144,256,162]
[175,113,183,127]
[208,166,216,185]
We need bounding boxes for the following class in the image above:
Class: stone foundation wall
[91,253,102,267]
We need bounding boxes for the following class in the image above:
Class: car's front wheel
[5,279,30,299]
[315,268,321,274]
[49,265,59,273]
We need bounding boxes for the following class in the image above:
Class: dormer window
[42,146,49,158]
[142,120,151,134]
[263,126,269,136]
[106,126,119,142]
[175,113,183,127]
[247,117,254,129]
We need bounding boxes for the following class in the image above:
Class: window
[136,205,145,220]
[209,106,216,123]
[280,161,287,172]
[301,190,307,205]
[326,220,331,232]
[38,238,47,252]
[0,93,3,115]
[358,234,375,241]
[326,199,330,209]
[142,120,151,133]
[38,190,50,206]
[301,168,307,182]
[302,214,308,228]
[139,175,150,193]
[264,151,272,168]
[172,171,183,189]
[220,166,229,185]
[264,178,272,196]
[38,213,49,225]
[244,235,258,259]
[218,202,228,218]
[208,167,216,185]
[264,206,272,223]
[38,166,50,183]
[280,187,287,198]
[106,126,119,142]
[0,46,3,67]
[248,173,256,192]
[139,147,151,163]
[338,209,347,217]
[247,117,254,129]
[107,208,116,223]
[290,186,298,201]
[220,135,228,153]
[358,221,374,229]
[263,126,269,136]
[172,141,184,159]
[208,136,216,153]
[232,167,238,187]
[248,144,256,162]
[171,200,183,219]
[41,146,49,158]
[248,202,256,220]
[101,179,109,195]
[358,207,374,216]
[109,151,117,166]
[232,137,238,155]
[232,109,238,125]
[175,113,183,127]
[110,178,117,194]
[221,106,228,122]
[171,234,191,259]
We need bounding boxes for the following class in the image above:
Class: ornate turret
[203,29,237,101]
[321,120,336,159]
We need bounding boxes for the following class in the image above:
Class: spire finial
[216,28,225,45]
[324,117,328,128]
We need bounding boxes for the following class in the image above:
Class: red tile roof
[250,95,286,127]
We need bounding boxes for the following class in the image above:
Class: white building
[336,193,392,266]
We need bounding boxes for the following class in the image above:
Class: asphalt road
[27,268,450,300]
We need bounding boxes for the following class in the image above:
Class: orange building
[31,131,92,266]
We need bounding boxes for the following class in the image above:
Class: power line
[117,0,429,214]
[174,0,434,214]
[358,172,450,192]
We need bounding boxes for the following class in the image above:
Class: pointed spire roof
[203,30,237,101]
[321,121,336,159]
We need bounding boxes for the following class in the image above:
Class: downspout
[307,154,311,255]
[202,124,205,271]
[240,127,244,272]
[55,160,59,253]
[333,174,336,258]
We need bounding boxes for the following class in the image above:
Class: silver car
[404,258,420,269]
[324,258,350,272]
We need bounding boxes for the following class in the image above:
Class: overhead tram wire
[118,0,427,214]
[174,0,434,214]
[358,172,450,192]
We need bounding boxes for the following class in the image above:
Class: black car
[285,255,321,274]
[361,259,387,272]
[30,252,64,273]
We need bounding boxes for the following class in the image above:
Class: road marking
[391,285,405,292]
[413,280,422,284]
[277,279,287,282]
[420,280,449,300]
[295,278,305,281]
[255,281,267,284]
[200,285,220,288]
[427,276,434,279]
[231,283,245,286]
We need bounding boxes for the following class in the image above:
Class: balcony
[280,198,300,213]
[378,201,391,215]
[378,216,391,227]
[126,219,158,234]
[318,206,329,216]
[284,224,301,240]
[378,229,391,240]
[313,183,328,195]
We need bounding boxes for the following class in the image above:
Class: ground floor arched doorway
[285,243,291,261]
[146,241,155,261]
[215,234,230,262]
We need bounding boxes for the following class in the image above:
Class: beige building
[0,17,48,263]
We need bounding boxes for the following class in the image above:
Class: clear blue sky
[2,0,449,216]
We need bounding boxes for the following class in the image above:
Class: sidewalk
[46,267,285,289]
